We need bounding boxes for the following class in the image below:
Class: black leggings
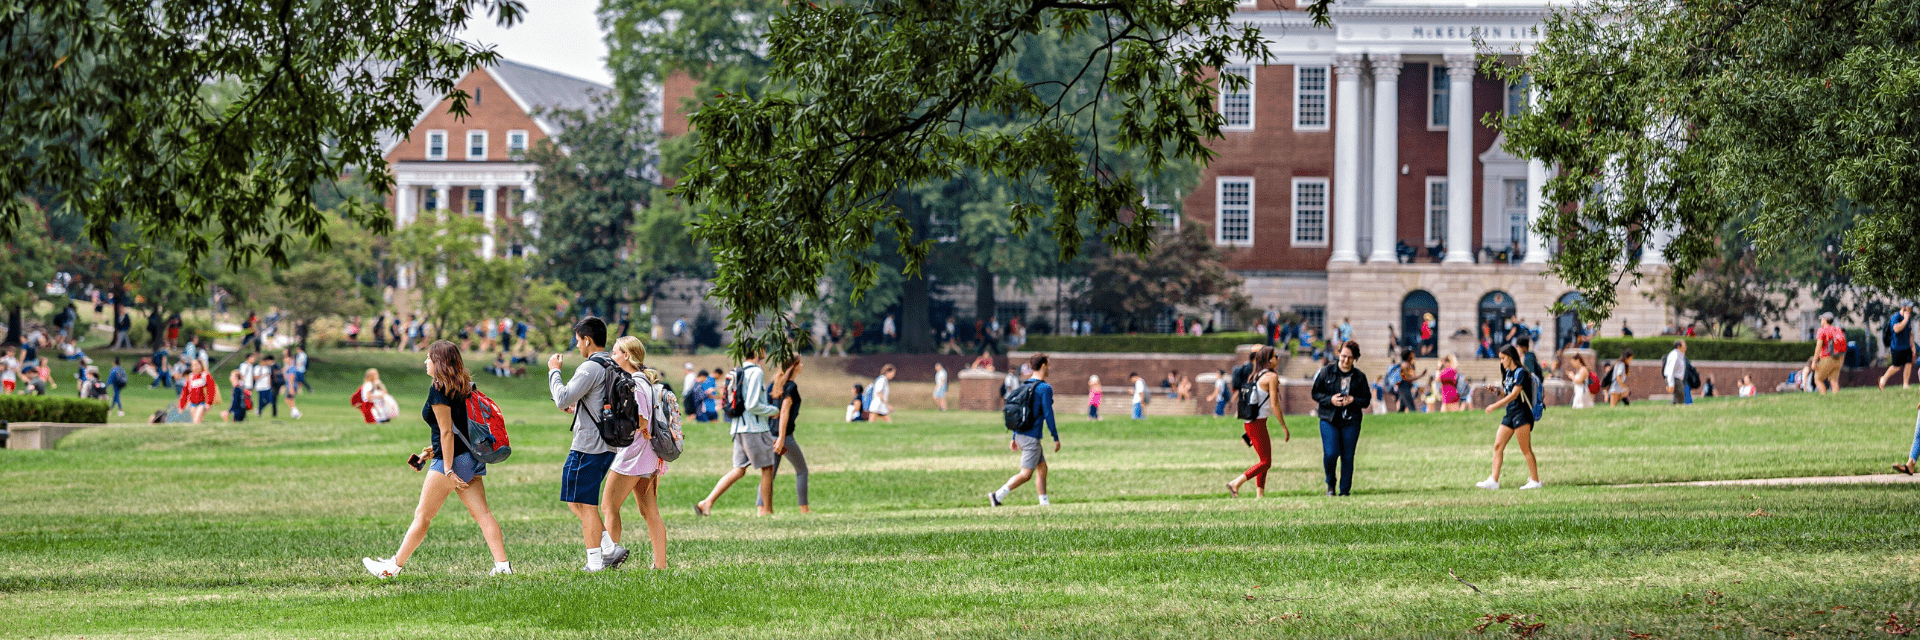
[1395,381,1416,412]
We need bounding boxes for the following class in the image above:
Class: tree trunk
[3,305,19,347]
[899,269,933,353]
[974,263,996,328]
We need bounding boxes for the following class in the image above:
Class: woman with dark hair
[1392,348,1423,413]
[1310,341,1371,496]
[1478,344,1543,490]
[362,340,512,578]
[1226,346,1287,498]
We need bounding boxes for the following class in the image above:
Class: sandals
[1895,464,1915,476]
[693,503,710,517]
[1226,482,1239,498]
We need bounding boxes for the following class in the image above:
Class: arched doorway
[1478,291,1517,357]
[1555,292,1585,350]
[1401,290,1439,357]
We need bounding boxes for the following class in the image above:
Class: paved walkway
[1614,473,1920,488]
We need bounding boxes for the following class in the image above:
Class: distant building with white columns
[1187,0,1670,354]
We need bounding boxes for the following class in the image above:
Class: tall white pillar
[433,183,451,222]
[1330,54,1365,264]
[1443,53,1476,264]
[1524,85,1551,264]
[395,182,413,228]
[1366,53,1403,264]
[480,182,498,260]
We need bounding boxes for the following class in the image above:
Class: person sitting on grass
[1477,345,1543,491]
[989,353,1060,507]
[846,384,868,422]
[361,341,512,578]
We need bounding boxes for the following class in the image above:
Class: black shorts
[1893,349,1914,367]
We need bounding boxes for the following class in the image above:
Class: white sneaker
[490,563,513,576]
[1519,480,1543,490]
[603,545,630,569]
[1475,479,1500,490]
[117,410,125,417]
[580,563,606,573]
[1037,496,1051,506]
[291,407,302,419]
[987,491,1004,507]
[362,557,401,578]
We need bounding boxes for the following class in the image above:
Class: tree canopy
[1495,0,1920,322]
[1,0,525,282]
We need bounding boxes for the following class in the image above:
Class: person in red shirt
[176,359,219,424]
[1812,312,1847,394]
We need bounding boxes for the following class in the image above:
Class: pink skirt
[611,439,666,477]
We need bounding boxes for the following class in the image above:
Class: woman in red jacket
[177,359,219,424]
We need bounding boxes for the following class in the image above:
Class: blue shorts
[561,450,616,505]
[429,452,488,483]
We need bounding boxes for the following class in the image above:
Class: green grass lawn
[3,349,1919,638]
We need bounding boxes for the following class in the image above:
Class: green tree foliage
[0,1,525,281]
[1495,0,1920,321]
[0,204,70,346]
[392,214,572,353]
[1074,225,1248,332]
[671,0,1270,358]
[528,95,706,316]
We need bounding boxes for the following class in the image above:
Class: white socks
[600,531,618,553]
[1038,495,1051,506]
[585,548,604,570]
[495,561,511,571]
[993,486,1010,501]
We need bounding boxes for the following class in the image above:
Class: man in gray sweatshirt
[549,316,618,571]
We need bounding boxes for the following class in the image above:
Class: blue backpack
[1522,370,1545,423]
[1385,363,1403,387]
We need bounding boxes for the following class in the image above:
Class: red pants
[1242,418,1273,489]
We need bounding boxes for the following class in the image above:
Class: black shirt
[775,380,802,436]
[423,384,472,457]
[1502,367,1536,427]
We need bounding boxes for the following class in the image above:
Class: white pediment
[1478,132,1527,167]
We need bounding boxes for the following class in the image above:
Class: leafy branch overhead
[0,1,526,281]
[674,0,1272,358]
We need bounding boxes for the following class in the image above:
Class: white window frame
[1293,65,1329,131]
[506,130,528,157]
[1215,177,1254,247]
[425,130,447,161]
[1425,177,1448,246]
[466,130,488,161]
[1291,177,1329,247]
[1220,65,1254,131]
[1503,178,1529,246]
[1428,65,1450,130]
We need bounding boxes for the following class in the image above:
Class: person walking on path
[601,336,671,570]
[989,353,1061,507]
[1227,346,1287,498]
[1438,353,1462,412]
[762,355,812,514]
[1607,350,1635,406]
[1662,340,1692,405]
[1813,312,1848,394]
[361,341,512,578]
[1565,354,1595,409]
[1477,345,1543,491]
[1311,342,1371,496]
[695,349,780,516]
[867,364,895,423]
[547,317,620,572]
[932,363,949,412]
[1882,301,1915,390]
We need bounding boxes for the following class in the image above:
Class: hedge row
[0,395,110,424]
[1590,337,1819,363]
[1022,332,1261,354]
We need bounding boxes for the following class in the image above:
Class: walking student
[259,354,283,417]
[1211,369,1230,417]
[1477,345,1544,490]
[1607,350,1634,406]
[867,364,895,423]
[1893,386,1920,476]
[1438,353,1462,412]
[1813,312,1847,394]
[1227,346,1287,498]
[361,341,511,578]
[602,336,671,570]
[933,362,949,412]
[1882,300,1914,390]
[177,359,218,424]
[547,316,619,572]
[1087,375,1102,420]
[1310,341,1371,496]
[1389,349,1421,413]
[764,354,811,513]
[1129,372,1146,419]
[107,358,128,417]
[989,353,1061,507]
[227,358,252,423]
[1662,340,1691,405]
[1565,354,1596,409]
[695,348,780,516]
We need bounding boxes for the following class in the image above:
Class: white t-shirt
[1662,351,1688,384]
[1213,376,1229,398]
[934,369,947,391]
[1132,379,1146,404]
[0,356,17,382]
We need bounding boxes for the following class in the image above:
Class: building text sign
[1409,25,1541,40]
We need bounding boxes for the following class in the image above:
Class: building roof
[379,58,611,156]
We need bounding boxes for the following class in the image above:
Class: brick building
[1188,0,1670,354]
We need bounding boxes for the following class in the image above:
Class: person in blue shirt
[1881,300,1915,390]
[989,353,1061,507]
[107,358,128,417]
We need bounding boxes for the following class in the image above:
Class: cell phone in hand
[407,453,425,471]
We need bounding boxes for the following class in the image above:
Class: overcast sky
[458,0,615,86]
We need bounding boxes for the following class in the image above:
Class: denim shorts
[429,452,488,483]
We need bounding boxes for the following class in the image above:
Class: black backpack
[586,353,639,448]
[1231,363,1258,420]
[1600,364,1615,389]
[1003,378,1042,431]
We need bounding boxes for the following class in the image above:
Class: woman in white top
[1564,354,1595,409]
[867,364,895,423]
[932,363,948,412]
[361,368,397,423]
[1226,346,1287,499]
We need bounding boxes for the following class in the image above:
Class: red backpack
[458,388,512,463]
[1586,371,1602,395]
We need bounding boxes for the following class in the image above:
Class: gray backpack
[647,379,685,462]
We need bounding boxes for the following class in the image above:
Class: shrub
[0,395,110,423]
[1022,332,1262,354]
[1590,337,1817,363]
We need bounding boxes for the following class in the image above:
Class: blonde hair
[364,368,381,383]
[612,336,648,369]
[1089,374,1100,385]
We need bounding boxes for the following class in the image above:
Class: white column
[1443,53,1476,264]
[1366,53,1403,264]
[1330,54,1365,264]
[1524,85,1550,264]
[433,183,451,222]
[394,181,413,228]
[480,181,498,260]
